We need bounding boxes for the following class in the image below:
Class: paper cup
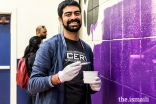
[83,71,98,83]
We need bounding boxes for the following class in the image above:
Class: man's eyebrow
[64,11,72,14]
[64,10,80,14]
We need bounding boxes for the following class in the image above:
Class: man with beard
[28,0,102,104]
[36,25,47,41]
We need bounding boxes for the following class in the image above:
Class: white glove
[90,77,102,91]
[58,61,81,83]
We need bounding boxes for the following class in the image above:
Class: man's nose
[71,14,77,19]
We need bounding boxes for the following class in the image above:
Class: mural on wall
[83,0,99,36]
[84,0,156,103]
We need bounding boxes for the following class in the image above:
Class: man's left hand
[89,77,102,91]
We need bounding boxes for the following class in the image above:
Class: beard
[40,34,46,39]
[62,19,81,32]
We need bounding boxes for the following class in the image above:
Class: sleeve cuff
[48,76,54,87]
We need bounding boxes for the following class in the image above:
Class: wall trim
[0,66,10,69]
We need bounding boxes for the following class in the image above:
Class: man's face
[61,6,82,32]
[39,27,47,39]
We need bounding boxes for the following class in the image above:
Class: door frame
[0,8,17,104]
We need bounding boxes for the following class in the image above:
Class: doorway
[0,14,11,104]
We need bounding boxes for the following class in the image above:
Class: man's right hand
[58,61,82,83]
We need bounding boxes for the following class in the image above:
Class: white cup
[83,71,98,83]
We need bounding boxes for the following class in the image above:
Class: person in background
[36,25,47,41]
[28,0,102,104]
[23,36,42,104]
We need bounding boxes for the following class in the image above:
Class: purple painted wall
[91,0,156,103]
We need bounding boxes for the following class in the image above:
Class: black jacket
[26,53,36,77]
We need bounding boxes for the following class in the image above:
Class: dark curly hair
[58,0,81,18]
[23,36,41,57]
